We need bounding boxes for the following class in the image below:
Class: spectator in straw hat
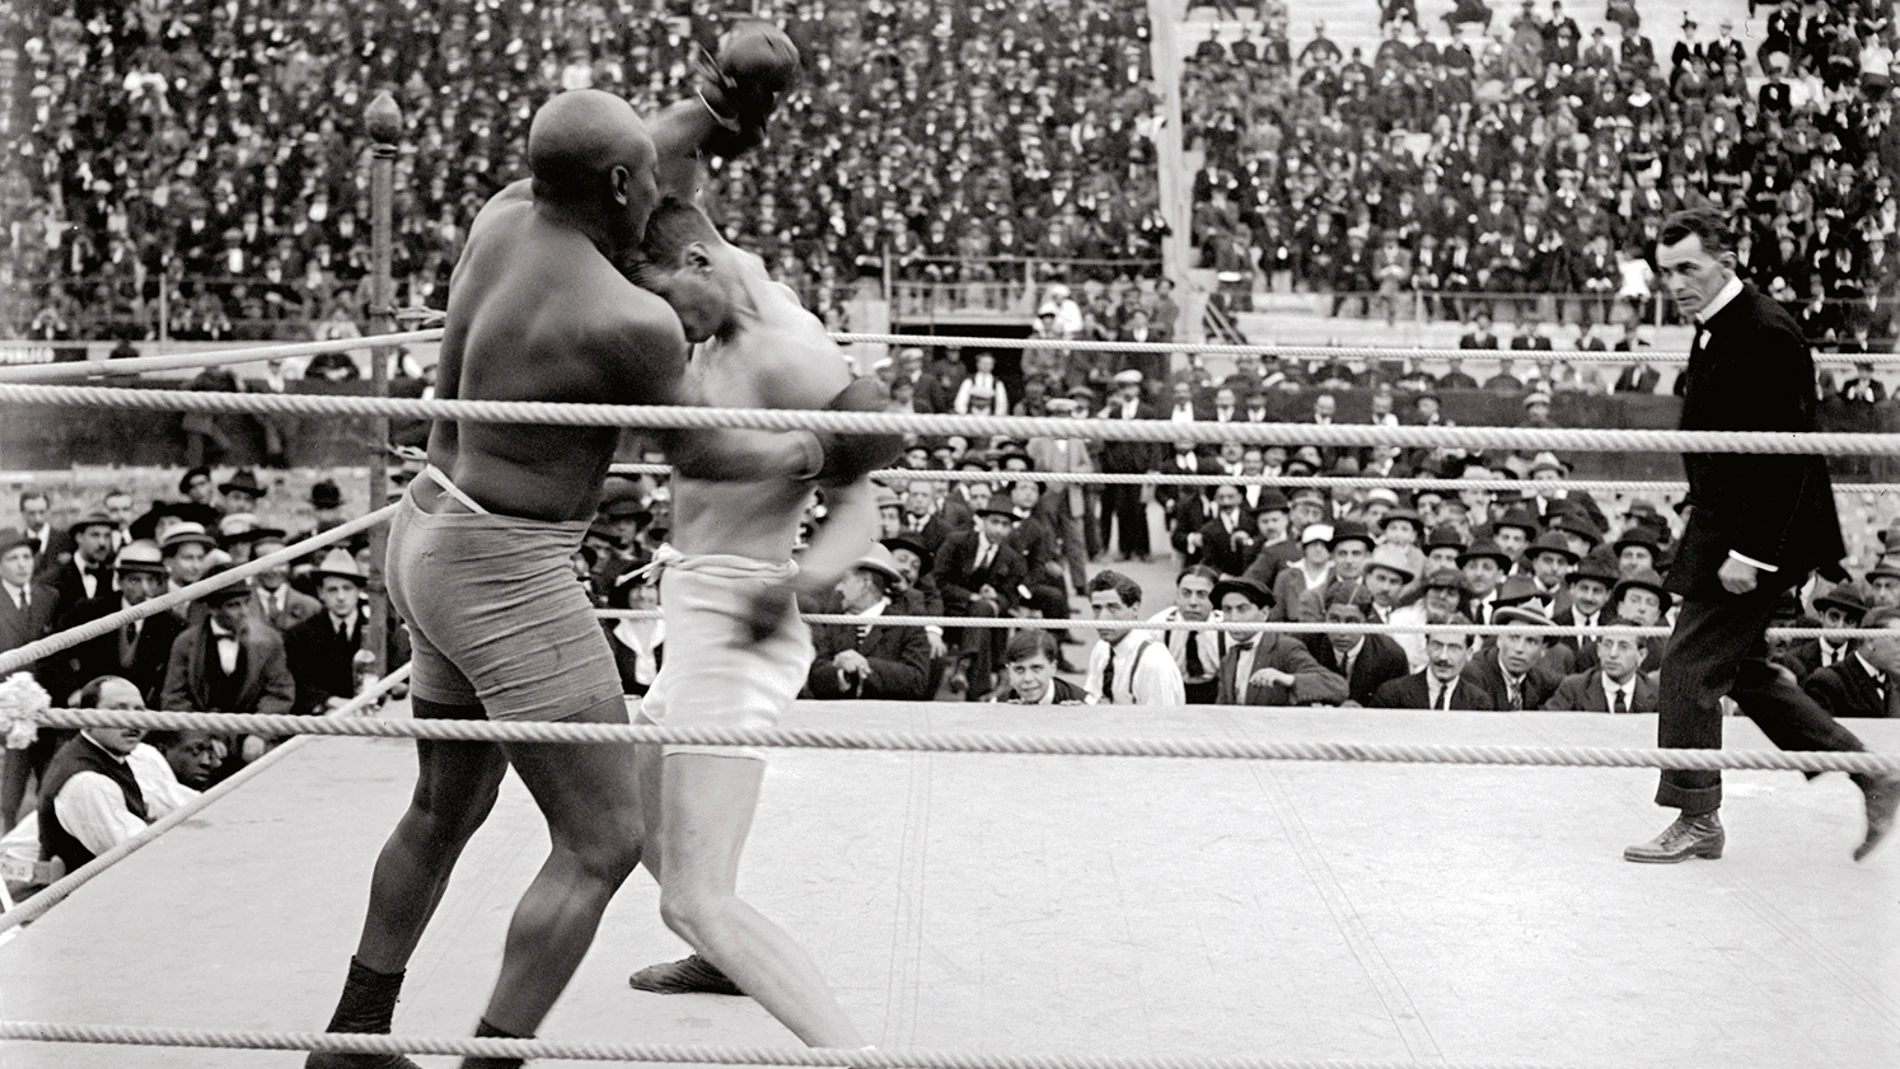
[283,549,410,717]
[158,522,218,600]
[160,564,295,780]
[52,541,185,709]
[806,545,931,701]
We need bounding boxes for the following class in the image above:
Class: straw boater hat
[159,522,217,553]
[112,540,167,575]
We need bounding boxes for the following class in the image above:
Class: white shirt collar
[853,597,890,620]
[1599,671,1634,704]
[1695,275,1745,325]
[1339,638,1365,663]
[210,621,236,639]
[1855,650,1884,684]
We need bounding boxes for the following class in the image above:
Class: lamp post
[364,90,401,680]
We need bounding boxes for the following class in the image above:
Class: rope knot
[0,672,51,750]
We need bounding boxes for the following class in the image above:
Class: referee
[1627,209,1898,864]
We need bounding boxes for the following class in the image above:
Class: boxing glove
[807,377,905,486]
[694,20,800,157]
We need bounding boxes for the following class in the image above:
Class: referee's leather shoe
[1855,773,1900,862]
[1624,812,1724,863]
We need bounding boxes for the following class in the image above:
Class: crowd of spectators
[4,0,1166,344]
[1183,2,1898,351]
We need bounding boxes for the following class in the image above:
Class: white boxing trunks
[635,546,814,757]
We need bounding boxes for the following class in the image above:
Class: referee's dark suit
[1656,278,1869,815]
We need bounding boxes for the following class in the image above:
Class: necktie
[1100,643,1118,703]
[1613,687,1628,715]
[1436,683,1452,710]
[1184,634,1204,681]
[120,621,138,664]
[1342,652,1356,683]
[18,587,28,609]
[1508,678,1523,711]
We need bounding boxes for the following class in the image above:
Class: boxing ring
[1,331,1897,1069]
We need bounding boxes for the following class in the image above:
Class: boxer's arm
[795,478,880,591]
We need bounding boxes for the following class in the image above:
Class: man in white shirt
[36,676,199,874]
[1085,571,1184,705]
[1151,566,1222,704]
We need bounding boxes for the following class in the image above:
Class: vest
[205,634,248,712]
[39,734,149,872]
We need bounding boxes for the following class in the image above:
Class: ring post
[365,90,402,679]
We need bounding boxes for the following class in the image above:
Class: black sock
[324,957,406,1035]
[459,1017,530,1069]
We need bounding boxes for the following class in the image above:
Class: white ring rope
[0,505,398,677]
[590,610,1890,641]
[0,330,447,383]
[16,707,1897,775]
[2,384,1892,454]
[0,665,414,935]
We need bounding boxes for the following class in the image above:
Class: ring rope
[2,384,1893,455]
[0,504,398,678]
[590,609,1896,641]
[0,1022,1569,1069]
[612,463,1715,495]
[0,330,447,384]
[0,666,413,936]
[18,708,1897,774]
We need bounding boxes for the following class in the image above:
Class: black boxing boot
[305,957,421,1069]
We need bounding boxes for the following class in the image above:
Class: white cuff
[1728,550,1778,573]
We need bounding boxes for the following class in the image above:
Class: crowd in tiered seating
[1183,1,1898,351]
[3,0,1165,343]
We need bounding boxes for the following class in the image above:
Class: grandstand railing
[886,256,1164,322]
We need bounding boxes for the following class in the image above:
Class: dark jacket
[0,580,61,677]
[1215,635,1347,706]
[1802,654,1897,719]
[54,594,186,706]
[933,532,1028,615]
[1540,669,1660,712]
[282,608,412,716]
[50,556,115,623]
[1460,644,1562,711]
[1373,669,1497,710]
[805,602,933,700]
[1311,633,1412,706]
[160,619,296,716]
[1668,282,1846,598]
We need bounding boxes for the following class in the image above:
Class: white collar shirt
[1599,671,1636,712]
[209,621,240,675]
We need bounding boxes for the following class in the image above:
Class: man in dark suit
[283,550,411,717]
[51,540,185,707]
[50,513,119,623]
[899,478,971,556]
[805,546,931,700]
[1777,584,1866,683]
[1097,369,1158,561]
[0,527,63,831]
[1196,485,1257,577]
[1630,209,1897,864]
[160,566,296,781]
[1211,577,1346,707]
[1314,595,1411,706]
[15,491,76,581]
[935,510,1030,694]
[1799,607,1900,720]
[1374,613,1495,710]
[1461,603,1562,711]
[1542,623,1661,713]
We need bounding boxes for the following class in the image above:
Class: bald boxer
[311,31,816,1069]
[617,197,899,1048]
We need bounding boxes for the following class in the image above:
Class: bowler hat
[1254,489,1291,513]
[1493,507,1540,539]
[196,563,253,605]
[309,480,344,510]
[882,535,934,577]
[67,512,115,538]
[1378,508,1423,533]
[1566,548,1620,586]
[1613,528,1662,557]
[1212,575,1274,610]
[218,469,268,499]
[1329,520,1374,550]
[1813,584,1870,620]
[0,528,34,557]
[1457,540,1511,568]
[1611,568,1674,611]
[1526,530,1579,563]
[1424,526,1468,552]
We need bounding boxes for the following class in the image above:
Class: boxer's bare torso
[670,251,852,562]
[427,179,684,522]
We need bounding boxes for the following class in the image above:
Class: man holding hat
[160,563,296,777]
[1213,576,1345,706]
[805,545,931,701]
[284,550,411,717]
[52,512,119,622]
[1096,368,1158,563]
[53,541,186,707]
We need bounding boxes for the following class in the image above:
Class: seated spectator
[247,532,319,633]
[936,508,1030,695]
[1374,614,1495,709]
[988,630,1090,706]
[1272,524,1334,622]
[1802,607,1900,719]
[283,550,411,717]
[160,566,296,780]
[1543,620,1663,713]
[142,729,225,791]
[1613,528,1662,579]
[35,676,199,875]
[1839,362,1887,404]
[1779,584,1868,682]
[1212,576,1345,706]
[1459,540,1511,622]
[806,546,932,701]
[1314,593,1411,707]
[53,540,184,707]
[1085,571,1184,706]
[1463,603,1563,711]
[1551,548,1619,657]
[1151,566,1223,705]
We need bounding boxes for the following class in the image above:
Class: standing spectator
[1085,571,1184,706]
[805,546,931,701]
[283,550,409,717]
[1027,396,1095,590]
[1097,370,1159,562]
[16,492,73,579]
[247,533,320,633]
[51,513,117,623]
[935,510,1029,694]
[0,527,61,832]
